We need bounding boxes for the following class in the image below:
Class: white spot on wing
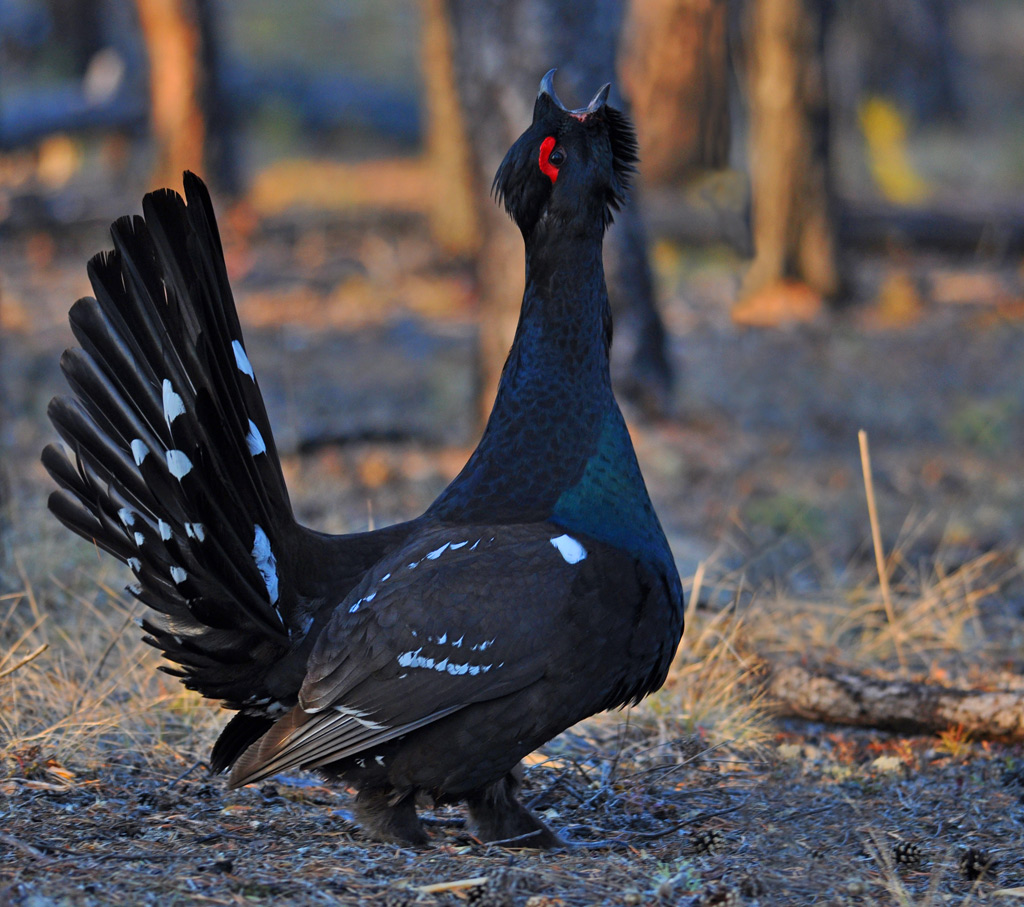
[233,340,255,380]
[133,532,145,547]
[118,508,136,527]
[162,379,185,425]
[170,566,187,584]
[449,541,468,550]
[251,524,279,606]
[158,520,172,541]
[245,419,266,456]
[127,557,141,573]
[426,542,450,560]
[551,533,587,565]
[185,522,206,542]
[397,647,493,675]
[166,449,193,480]
[332,703,386,730]
[131,439,148,466]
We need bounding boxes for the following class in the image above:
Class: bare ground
[2,724,1022,905]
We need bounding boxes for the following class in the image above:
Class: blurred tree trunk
[446,0,673,419]
[741,0,840,302]
[620,0,730,187]
[420,0,481,256]
[134,0,205,189]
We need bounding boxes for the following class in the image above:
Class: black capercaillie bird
[42,70,684,847]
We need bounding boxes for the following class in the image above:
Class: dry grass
[0,558,220,778]
[646,563,775,749]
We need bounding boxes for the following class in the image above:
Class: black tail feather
[43,172,309,710]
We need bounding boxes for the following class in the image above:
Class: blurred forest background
[3,2,1024,901]
[5,0,1024,603]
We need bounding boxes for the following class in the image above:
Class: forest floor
[3,190,1024,905]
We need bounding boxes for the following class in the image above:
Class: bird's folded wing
[229,522,607,786]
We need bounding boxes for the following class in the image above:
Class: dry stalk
[0,643,49,680]
[858,429,906,671]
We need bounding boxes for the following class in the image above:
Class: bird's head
[492,69,638,238]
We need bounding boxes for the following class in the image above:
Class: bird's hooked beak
[538,69,611,118]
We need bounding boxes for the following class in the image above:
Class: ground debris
[0,729,1021,906]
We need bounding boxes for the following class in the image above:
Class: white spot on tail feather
[185,522,206,542]
[166,449,193,480]
[131,439,148,466]
[158,520,172,541]
[133,532,145,547]
[118,508,136,527]
[170,566,187,584]
[127,557,141,573]
[551,533,587,565]
[245,420,266,456]
[251,524,279,606]
[162,379,185,425]
[233,340,255,380]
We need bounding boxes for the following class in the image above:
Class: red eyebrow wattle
[538,136,559,183]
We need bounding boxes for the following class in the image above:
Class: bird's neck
[509,227,613,398]
[430,224,666,562]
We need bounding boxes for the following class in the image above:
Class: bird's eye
[538,136,562,183]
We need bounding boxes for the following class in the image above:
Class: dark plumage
[43,70,684,847]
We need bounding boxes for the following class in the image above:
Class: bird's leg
[353,785,428,846]
[465,766,564,849]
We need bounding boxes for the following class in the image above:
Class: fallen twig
[0,643,48,680]
[765,660,1024,739]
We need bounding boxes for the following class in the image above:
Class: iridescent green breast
[552,411,671,565]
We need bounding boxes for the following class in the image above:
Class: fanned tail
[43,172,304,710]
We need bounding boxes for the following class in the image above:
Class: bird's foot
[465,771,565,849]
[353,786,428,846]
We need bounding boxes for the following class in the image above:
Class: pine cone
[893,840,924,867]
[467,870,518,907]
[737,874,766,898]
[958,847,996,881]
[696,885,742,906]
[690,828,726,855]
